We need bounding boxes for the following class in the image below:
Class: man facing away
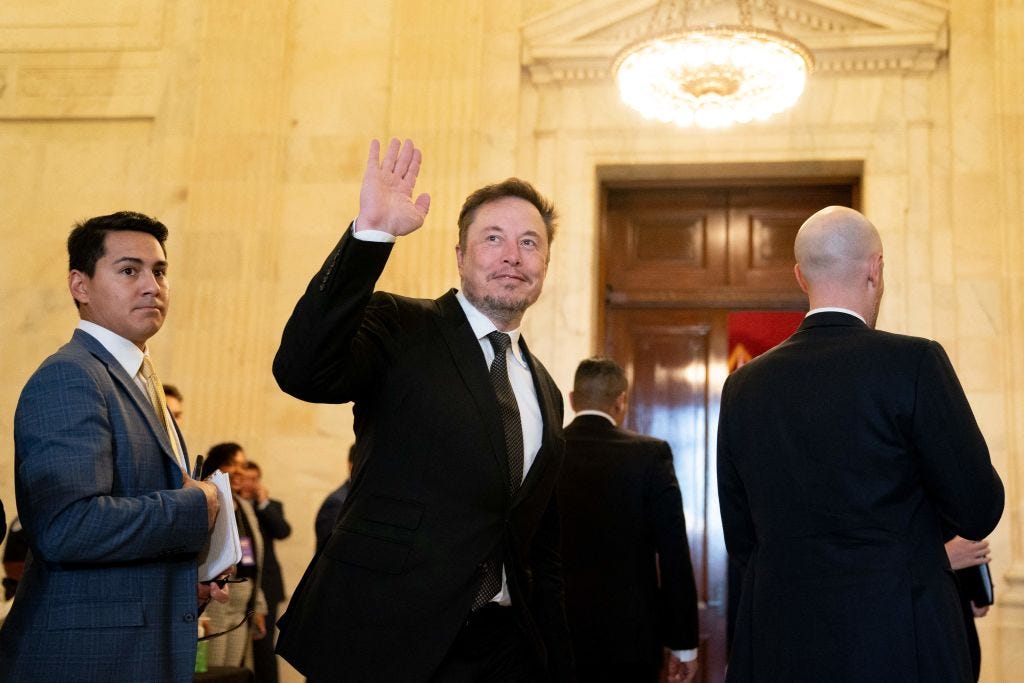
[717,206,1004,682]
[558,358,700,683]
[0,211,223,682]
[272,138,573,681]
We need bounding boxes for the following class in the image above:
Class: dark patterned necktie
[469,331,525,611]
[486,331,524,493]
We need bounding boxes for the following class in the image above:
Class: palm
[359,138,431,235]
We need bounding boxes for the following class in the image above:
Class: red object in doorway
[727,311,805,373]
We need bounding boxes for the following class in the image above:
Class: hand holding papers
[197,470,241,582]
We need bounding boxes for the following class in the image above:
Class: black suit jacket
[314,480,350,554]
[254,499,291,606]
[272,228,572,682]
[558,415,699,674]
[717,312,1004,682]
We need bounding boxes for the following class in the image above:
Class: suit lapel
[72,329,184,473]
[513,336,558,504]
[434,291,512,494]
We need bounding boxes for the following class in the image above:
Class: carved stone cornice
[522,0,949,84]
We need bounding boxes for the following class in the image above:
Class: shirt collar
[77,320,148,378]
[575,409,617,426]
[455,290,527,368]
[806,307,866,325]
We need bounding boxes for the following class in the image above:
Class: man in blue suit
[0,211,223,682]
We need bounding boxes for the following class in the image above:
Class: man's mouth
[490,272,526,283]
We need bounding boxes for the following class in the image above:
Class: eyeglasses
[197,576,251,641]
[199,609,256,642]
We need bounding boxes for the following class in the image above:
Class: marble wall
[2,1,1022,680]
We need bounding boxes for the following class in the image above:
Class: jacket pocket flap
[324,528,410,575]
[49,599,144,630]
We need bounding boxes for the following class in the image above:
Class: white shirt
[574,409,616,426]
[76,320,187,471]
[806,307,865,324]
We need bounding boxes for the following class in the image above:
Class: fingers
[380,137,402,173]
[414,192,431,217]
[366,138,381,172]
[209,581,230,604]
[374,138,419,178]
[392,138,419,180]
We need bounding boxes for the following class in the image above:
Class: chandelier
[613,0,814,129]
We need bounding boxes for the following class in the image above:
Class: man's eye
[121,267,136,276]
[522,239,536,248]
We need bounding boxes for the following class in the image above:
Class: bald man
[717,206,1003,682]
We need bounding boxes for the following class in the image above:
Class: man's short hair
[573,357,628,409]
[203,442,243,478]
[457,178,557,249]
[67,211,169,277]
[163,384,183,402]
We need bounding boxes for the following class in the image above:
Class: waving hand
[357,138,431,236]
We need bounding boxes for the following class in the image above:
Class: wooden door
[601,182,855,682]
[606,308,729,681]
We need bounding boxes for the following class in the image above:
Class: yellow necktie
[140,356,185,470]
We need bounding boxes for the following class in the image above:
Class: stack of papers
[197,470,242,581]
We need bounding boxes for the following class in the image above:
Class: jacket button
[183,613,195,623]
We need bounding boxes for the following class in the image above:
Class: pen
[192,454,205,480]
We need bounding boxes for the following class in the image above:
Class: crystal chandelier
[613,0,814,129]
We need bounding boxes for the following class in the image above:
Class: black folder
[956,563,994,607]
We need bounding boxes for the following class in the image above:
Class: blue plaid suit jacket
[0,329,210,682]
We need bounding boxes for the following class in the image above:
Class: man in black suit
[273,138,572,681]
[240,461,292,683]
[559,358,699,683]
[717,206,1004,682]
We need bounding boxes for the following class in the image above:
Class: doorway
[601,180,857,681]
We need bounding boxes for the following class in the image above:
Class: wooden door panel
[727,185,854,291]
[606,189,728,299]
[606,308,729,683]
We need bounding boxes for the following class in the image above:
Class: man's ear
[568,390,578,412]
[868,253,884,287]
[68,270,89,305]
[793,263,810,294]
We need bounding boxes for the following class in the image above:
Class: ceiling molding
[521,0,948,84]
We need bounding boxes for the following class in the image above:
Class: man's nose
[501,242,522,265]
[139,269,159,292]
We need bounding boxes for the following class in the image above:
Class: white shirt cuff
[672,648,698,662]
[352,217,396,243]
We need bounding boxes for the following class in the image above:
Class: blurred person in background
[314,444,357,554]
[202,442,269,671]
[239,460,291,683]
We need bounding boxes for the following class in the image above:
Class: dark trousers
[431,604,541,682]
[252,600,280,683]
